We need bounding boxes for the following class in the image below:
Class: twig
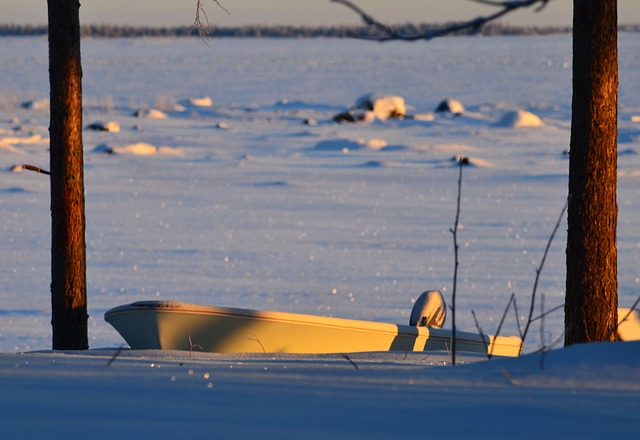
[332,0,552,42]
[538,293,546,348]
[245,333,266,353]
[520,200,568,350]
[22,164,50,175]
[501,368,517,386]
[188,334,203,357]
[190,0,230,38]
[530,303,563,323]
[495,293,516,340]
[512,297,524,339]
[449,158,464,365]
[341,353,360,370]
[106,345,124,367]
[471,310,491,359]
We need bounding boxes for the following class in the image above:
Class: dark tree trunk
[48,0,88,350]
[566,1,618,344]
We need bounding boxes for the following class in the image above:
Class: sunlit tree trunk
[566,0,618,344]
[48,0,88,349]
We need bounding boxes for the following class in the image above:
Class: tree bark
[566,0,618,344]
[48,0,88,349]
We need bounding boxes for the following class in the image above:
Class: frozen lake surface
[1,34,640,353]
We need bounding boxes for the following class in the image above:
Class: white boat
[104,291,523,357]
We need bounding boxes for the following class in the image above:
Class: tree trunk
[48,0,88,350]
[566,0,618,344]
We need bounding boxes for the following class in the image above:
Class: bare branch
[495,292,516,340]
[521,200,567,348]
[190,0,230,38]
[471,310,491,359]
[332,0,552,41]
[530,303,563,323]
[449,158,465,365]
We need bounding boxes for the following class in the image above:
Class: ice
[1,34,639,357]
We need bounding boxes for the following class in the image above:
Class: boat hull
[105,301,523,357]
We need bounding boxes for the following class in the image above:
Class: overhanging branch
[332,0,552,41]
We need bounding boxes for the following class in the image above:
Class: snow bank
[0,342,639,439]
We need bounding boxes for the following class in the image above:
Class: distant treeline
[1,23,639,38]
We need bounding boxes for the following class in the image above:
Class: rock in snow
[20,99,49,111]
[435,98,465,116]
[87,121,121,132]
[334,94,406,123]
[355,94,406,119]
[179,96,213,107]
[133,108,168,119]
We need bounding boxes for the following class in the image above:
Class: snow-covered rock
[333,110,376,123]
[355,94,406,119]
[452,155,493,167]
[333,94,406,123]
[435,98,464,116]
[134,108,168,119]
[20,99,49,111]
[87,121,121,132]
[179,96,213,107]
[496,109,544,128]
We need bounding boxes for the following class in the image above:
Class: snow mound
[410,113,435,121]
[179,96,213,107]
[87,121,120,132]
[134,109,168,119]
[93,142,182,156]
[313,139,363,152]
[0,135,46,152]
[358,138,388,150]
[496,109,544,128]
[435,98,464,116]
[333,94,406,123]
[361,160,392,168]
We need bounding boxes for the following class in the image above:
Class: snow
[1,34,639,437]
[0,343,638,439]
